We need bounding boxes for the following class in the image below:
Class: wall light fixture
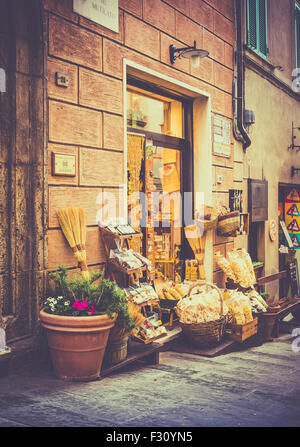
[169,40,209,69]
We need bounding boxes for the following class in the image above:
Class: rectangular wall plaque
[73,0,119,33]
[52,152,76,177]
[213,116,231,158]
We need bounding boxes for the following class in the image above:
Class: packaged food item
[223,289,253,324]
[227,251,253,288]
[174,284,185,297]
[131,318,167,342]
[215,252,237,282]
[240,248,257,284]
[175,288,228,324]
[168,288,182,300]
[245,289,268,313]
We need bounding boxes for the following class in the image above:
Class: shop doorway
[126,81,193,281]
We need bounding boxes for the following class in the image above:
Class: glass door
[126,82,191,281]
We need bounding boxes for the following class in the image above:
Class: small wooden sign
[287,259,300,297]
[51,152,76,177]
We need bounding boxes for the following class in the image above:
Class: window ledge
[244,45,274,71]
[244,45,300,100]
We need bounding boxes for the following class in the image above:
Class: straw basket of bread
[175,282,228,346]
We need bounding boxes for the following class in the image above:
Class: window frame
[126,79,194,263]
[246,0,269,59]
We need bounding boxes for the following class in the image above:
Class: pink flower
[72,299,81,308]
[76,304,84,310]
[89,306,95,314]
[82,301,89,308]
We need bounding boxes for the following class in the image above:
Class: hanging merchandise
[184,225,206,280]
[286,203,300,217]
[285,188,300,203]
[56,207,89,279]
[269,219,277,241]
[284,187,300,249]
[215,248,257,289]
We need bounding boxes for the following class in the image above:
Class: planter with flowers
[40,265,135,382]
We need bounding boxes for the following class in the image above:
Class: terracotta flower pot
[40,309,117,381]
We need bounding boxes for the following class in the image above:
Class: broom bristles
[69,207,81,246]
[79,208,87,246]
[57,208,76,248]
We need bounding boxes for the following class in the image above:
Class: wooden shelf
[99,226,143,240]
[108,259,147,275]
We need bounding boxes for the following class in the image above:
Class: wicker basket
[217,211,240,236]
[178,282,228,347]
[196,205,219,232]
[104,336,129,366]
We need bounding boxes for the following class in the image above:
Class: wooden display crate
[226,317,258,342]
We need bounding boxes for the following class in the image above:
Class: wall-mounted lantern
[169,40,209,69]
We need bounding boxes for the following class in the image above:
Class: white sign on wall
[73,0,119,33]
[213,116,231,158]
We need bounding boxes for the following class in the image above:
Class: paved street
[0,332,300,428]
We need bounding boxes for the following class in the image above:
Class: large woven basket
[196,205,219,232]
[178,282,228,347]
[217,211,240,236]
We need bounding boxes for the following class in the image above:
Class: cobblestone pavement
[0,333,300,428]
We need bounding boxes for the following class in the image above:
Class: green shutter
[258,0,268,56]
[247,0,257,49]
[247,0,268,57]
[296,4,300,68]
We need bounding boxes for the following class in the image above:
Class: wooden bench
[256,270,300,340]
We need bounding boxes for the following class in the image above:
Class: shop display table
[257,298,300,340]
[101,340,163,377]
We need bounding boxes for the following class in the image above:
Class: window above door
[127,86,184,139]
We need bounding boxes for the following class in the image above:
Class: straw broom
[184,224,206,280]
[56,207,90,279]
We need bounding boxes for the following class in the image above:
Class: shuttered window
[247,0,268,58]
[296,3,300,68]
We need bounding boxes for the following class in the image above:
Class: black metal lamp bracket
[169,41,196,64]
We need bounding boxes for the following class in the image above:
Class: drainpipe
[233,0,251,151]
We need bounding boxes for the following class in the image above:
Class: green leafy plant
[43,265,135,332]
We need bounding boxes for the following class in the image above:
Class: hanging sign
[287,259,300,297]
[73,0,119,33]
[286,188,300,203]
[284,187,300,249]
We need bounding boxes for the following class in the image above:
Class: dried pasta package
[234,312,246,325]
[240,249,256,285]
[246,289,268,311]
[214,251,237,282]
[227,250,253,288]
